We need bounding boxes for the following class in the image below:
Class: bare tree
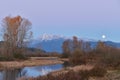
[1,15,32,59]
[62,39,71,58]
[96,41,107,53]
[73,36,79,51]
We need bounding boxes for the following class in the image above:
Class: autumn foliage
[0,16,32,60]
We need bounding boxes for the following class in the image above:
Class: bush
[0,56,14,61]
[78,70,90,80]
[61,53,70,58]
[0,53,27,61]
[13,53,27,60]
[101,52,120,69]
[90,66,107,77]
[69,49,86,65]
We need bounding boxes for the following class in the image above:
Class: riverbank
[19,64,94,80]
[46,66,120,80]
[19,64,120,80]
[50,64,94,76]
[0,57,64,70]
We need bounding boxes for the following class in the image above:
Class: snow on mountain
[28,34,67,53]
[28,34,100,53]
[34,33,96,42]
[38,33,66,41]
[28,34,120,53]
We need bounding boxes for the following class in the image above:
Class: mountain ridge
[29,34,120,53]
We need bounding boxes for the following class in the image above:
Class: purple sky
[0,0,120,42]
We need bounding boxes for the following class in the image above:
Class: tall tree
[73,36,79,51]
[1,16,32,58]
[62,39,71,58]
[96,41,107,53]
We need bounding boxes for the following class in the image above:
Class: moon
[102,35,106,39]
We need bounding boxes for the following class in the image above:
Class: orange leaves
[2,15,32,46]
[10,16,21,26]
[1,15,32,59]
[4,16,22,29]
[3,16,22,36]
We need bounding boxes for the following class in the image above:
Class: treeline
[62,36,120,69]
[0,41,59,60]
[62,36,91,58]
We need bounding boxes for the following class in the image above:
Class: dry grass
[89,70,120,80]
[72,64,94,71]
[30,57,58,60]
[19,64,101,80]
[0,57,63,70]
[48,64,94,77]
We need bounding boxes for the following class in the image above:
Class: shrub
[13,53,27,60]
[90,66,107,77]
[101,52,120,69]
[78,70,90,80]
[61,53,70,58]
[69,49,86,65]
[0,56,13,61]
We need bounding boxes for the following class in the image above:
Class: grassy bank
[19,65,120,80]
[19,64,94,80]
[0,57,63,70]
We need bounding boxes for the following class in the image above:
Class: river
[0,63,67,80]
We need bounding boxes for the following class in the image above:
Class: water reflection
[22,64,63,77]
[0,69,22,80]
[63,61,71,67]
[0,64,64,80]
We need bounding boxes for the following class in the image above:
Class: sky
[0,0,120,42]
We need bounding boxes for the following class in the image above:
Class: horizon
[0,0,120,42]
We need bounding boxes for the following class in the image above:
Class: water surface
[0,64,64,80]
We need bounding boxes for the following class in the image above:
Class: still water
[0,64,65,80]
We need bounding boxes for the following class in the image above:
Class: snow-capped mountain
[29,34,67,53]
[38,33,66,41]
[28,34,120,53]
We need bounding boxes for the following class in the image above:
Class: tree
[62,39,71,58]
[70,49,87,65]
[72,36,79,51]
[96,41,108,54]
[1,15,32,59]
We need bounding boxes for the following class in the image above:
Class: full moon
[102,35,106,39]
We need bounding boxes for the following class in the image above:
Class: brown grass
[0,57,63,70]
[50,64,94,76]
[89,70,120,80]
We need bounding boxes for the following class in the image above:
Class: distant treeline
[61,36,120,69]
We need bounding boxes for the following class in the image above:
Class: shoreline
[19,64,94,80]
[0,57,64,70]
[50,64,94,76]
